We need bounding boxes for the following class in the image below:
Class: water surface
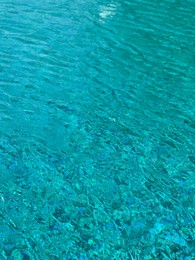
[0,0,194,259]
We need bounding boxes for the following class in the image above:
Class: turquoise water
[0,0,195,259]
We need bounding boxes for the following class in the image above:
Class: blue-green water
[0,0,195,259]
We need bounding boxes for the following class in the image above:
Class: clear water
[0,0,194,259]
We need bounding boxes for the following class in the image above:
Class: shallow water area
[0,0,195,259]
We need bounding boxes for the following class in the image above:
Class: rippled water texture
[0,0,195,259]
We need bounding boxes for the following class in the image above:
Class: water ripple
[0,0,194,258]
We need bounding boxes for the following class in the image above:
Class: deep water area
[0,0,195,259]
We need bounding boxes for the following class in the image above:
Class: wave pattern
[0,0,194,258]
